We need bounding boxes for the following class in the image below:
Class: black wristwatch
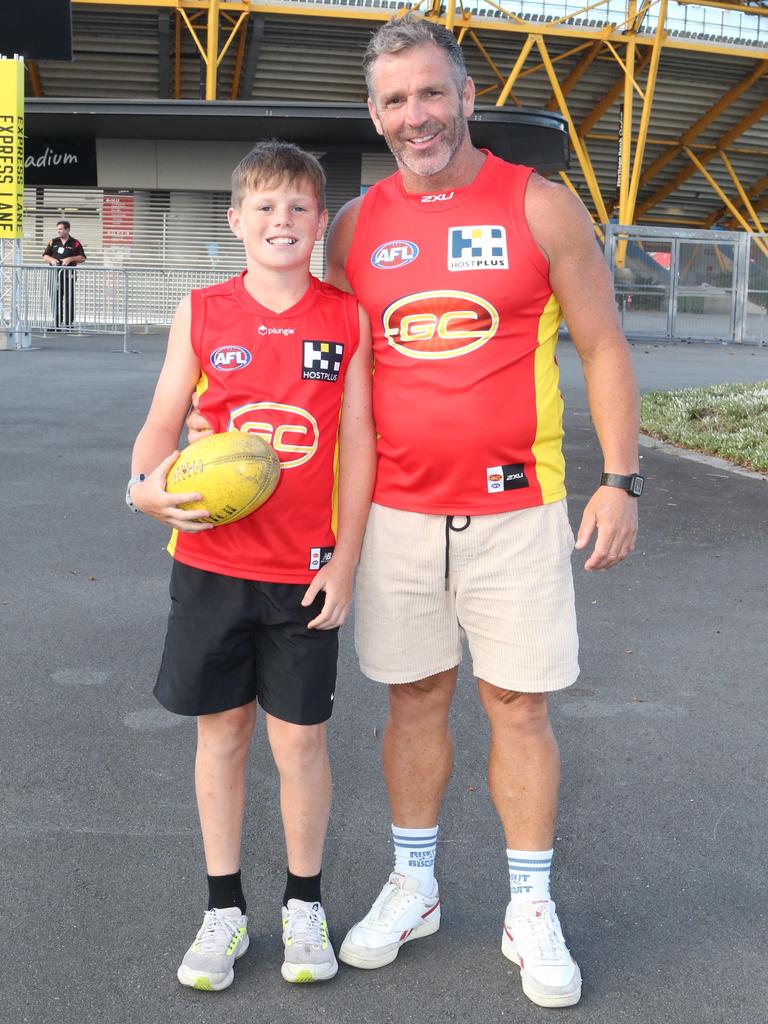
[600,472,644,497]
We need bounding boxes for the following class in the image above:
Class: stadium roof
[17,1,768,230]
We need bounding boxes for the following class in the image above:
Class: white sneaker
[281,899,338,983]
[338,872,440,969]
[501,899,582,1007]
[177,907,249,992]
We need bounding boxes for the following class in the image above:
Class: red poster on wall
[103,191,134,264]
[103,191,134,244]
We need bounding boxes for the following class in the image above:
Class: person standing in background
[43,220,86,330]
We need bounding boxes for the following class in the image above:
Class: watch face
[630,476,644,496]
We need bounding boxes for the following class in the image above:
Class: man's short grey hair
[363,12,468,96]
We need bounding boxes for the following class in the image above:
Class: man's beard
[385,109,467,180]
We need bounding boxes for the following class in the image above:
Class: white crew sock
[392,824,439,895]
[506,848,553,910]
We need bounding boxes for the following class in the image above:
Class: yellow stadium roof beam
[534,34,609,223]
[718,151,766,233]
[27,61,44,98]
[705,173,768,228]
[675,0,768,14]
[683,148,768,256]
[544,41,603,112]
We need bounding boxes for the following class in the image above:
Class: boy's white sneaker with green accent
[177,907,249,992]
[281,899,338,983]
[501,899,582,1008]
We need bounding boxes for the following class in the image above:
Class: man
[325,14,640,1009]
[188,13,641,1008]
[43,220,86,329]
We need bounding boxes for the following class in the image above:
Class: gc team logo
[382,290,499,359]
[211,345,251,371]
[371,240,419,270]
[227,402,318,468]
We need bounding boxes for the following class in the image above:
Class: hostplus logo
[448,225,508,271]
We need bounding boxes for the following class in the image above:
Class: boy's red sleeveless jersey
[169,272,360,583]
[345,151,566,515]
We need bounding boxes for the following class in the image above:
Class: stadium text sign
[0,58,24,239]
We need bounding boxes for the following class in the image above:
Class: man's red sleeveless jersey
[345,151,566,515]
[169,272,360,583]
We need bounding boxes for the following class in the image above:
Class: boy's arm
[302,304,376,629]
[129,295,214,533]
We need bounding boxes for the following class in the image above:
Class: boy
[128,141,375,991]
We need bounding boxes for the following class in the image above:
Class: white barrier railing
[2,265,235,352]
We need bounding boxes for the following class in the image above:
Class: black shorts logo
[309,546,334,571]
[302,341,344,382]
[486,462,529,493]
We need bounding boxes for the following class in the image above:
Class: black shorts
[154,562,338,725]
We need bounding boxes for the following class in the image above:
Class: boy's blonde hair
[231,140,326,211]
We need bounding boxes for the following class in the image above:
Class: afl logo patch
[371,240,419,270]
[211,345,251,371]
[383,290,499,359]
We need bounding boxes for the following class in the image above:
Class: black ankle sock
[207,870,246,915]
[283,869,322,906]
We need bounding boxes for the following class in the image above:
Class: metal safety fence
[3,230,768,349]
[605,225,768,346]
[0,264,235,352]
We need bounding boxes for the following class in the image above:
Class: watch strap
[126,473,146,513]
[600,472,644,496]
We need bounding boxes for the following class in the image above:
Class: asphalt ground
[1,334,766,1024]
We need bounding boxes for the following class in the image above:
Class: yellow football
[165,431,281,526]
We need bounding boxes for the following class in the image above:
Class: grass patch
[640,381,768,472]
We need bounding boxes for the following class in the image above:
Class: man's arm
[324,196,364,294]
[302,303,376,629]
[526,176,639,571]
[63,241,86,267]
[43,240,59,265]
[130,295,213,533]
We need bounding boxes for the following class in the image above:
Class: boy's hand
[186,393,215,444]
[131,451,214,532]
[301,558,354,629]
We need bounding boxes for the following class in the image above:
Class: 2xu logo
[227,402,318,468]
[420,192,454,203]
[383,290,499,359]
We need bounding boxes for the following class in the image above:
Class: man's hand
[131,451,214,533]
[574,486,638,571]
[301,558,355,629]
[186,392,215,444]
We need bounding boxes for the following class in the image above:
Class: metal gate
[604,225,768,345]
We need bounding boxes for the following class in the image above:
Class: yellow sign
[0,58,24,240]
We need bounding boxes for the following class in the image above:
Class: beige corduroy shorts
[354,500,579,692]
